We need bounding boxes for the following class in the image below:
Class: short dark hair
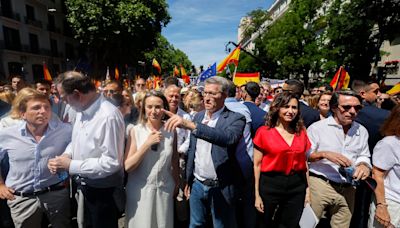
[227,80,236,97]
[245,82,260,101]
[105,80,122,91]
[284,79,304,98]
[321,83,333,92]
[163,76,180,88]
[266,91,304,133]
[56,71,95,94]
[34,79,51,88]
[329,90,362,110]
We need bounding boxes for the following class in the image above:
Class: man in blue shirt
[0,90,72,228]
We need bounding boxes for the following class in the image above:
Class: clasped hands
[323,151,370,180]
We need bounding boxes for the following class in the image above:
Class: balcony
[25,17,43,28]
[0,8,21,21]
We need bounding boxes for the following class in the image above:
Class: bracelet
[376,202,388,207]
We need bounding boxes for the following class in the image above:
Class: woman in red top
[254,92,311,227]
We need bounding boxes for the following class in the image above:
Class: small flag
[115,66,120,80]
[387,83,400,95]
[330,66,350,90]
[233,72,260,86]
[180,65,190,84]
[199,63,217,82]
[152,58,161,74]
[173,65,179,77]
[105,66,110,80]
[43,62,52,81]
[217,46,241,72]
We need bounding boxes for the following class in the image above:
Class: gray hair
[204,76,229,95]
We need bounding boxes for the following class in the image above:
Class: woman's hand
[146,130,163,147]
[255,194,264,213]
[375,205,392,227]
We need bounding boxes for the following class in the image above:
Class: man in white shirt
[307,90,371,228]
[48,71,125,228]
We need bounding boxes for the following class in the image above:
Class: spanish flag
[330,66,350,90]
[233,72,260,86]
[152,58,161,74]
[43,62,52,81]
[387,83,400,95]
[217,46,241,72]
[115,66,120,80]
[180,65,190,84]
[173,65,179,77]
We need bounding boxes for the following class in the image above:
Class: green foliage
[242,0,400,84]
[243,9,271,38]
[65,0,171,76]
[144,35,192,77]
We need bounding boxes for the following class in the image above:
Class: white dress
[125,124,175,228]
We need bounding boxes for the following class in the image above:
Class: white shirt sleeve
[69,117,124,179]
[372,137,397,171]
[354,129,371,168]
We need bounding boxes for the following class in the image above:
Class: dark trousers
[79,185,118,228]
[350,181,372,228]
[259,172,306,228]
[236,177,257,228]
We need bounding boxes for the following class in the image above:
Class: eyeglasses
[136,84,145,87]
[339,104,363,112]
[202,91,221,97]
[103,90,116,94]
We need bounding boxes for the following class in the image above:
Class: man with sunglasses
[307,90,371,228]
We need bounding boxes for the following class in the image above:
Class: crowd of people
[0,72,399,228]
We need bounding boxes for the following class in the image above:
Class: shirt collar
[326,115,356,129]
[204,106,225,121]
[225,97,238,103]
[82,94,102,118]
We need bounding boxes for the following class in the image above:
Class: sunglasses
[339,104,363,112]
[103,89,117,94]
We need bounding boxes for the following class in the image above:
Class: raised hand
[162,109,184,132]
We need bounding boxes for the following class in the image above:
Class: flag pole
[232,64,238,82]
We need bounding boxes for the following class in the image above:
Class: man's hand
[323,151,352,167]
[0,184,15,200]
[48,156,71,174]
[163,109,195,132]
[353,163,370,180]
[184,184,191,200]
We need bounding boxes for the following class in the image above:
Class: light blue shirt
[0,118,72,192]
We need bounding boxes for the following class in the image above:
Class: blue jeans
[189,179,236,228]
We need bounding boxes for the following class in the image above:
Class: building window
[3,26,21,51]
[29,33,39,53]
[50,39,58,57]
[8,62,23,76]
[1,0,13,17]
[65,42,74,59]
[25,5,35,20]
[32,64,43,80]
[48,14,56,31]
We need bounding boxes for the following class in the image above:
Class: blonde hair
[134,91,147,109]
[9,88,44,119]
[0,91,15,104]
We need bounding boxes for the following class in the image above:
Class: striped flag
[217,46,241,72]
[233,72,260,86]
[43,62,52,81]
[330,66,350,90]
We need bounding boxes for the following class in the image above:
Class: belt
[309,172,352,188]
[197,178,219,187]
[13,182,66,197]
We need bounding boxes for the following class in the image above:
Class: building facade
[0,0,79,83]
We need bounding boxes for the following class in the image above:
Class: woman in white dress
[368,104,400,228]
[124,91,178,228]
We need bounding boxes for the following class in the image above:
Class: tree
[65,0,170,77]
[144,35,192,77]
[254,0,324,86]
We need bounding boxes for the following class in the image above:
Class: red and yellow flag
[330,66,350,90]
[173,65,179,77]
[180,65,190,84]
[217,46,241,72]
[115,66,120,80]
[387,83,400,95]
[233,72,260,86]
[43,62,52,81]
[152,58,161,74]
[153,76,162,90]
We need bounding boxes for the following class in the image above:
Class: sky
[163,0,274,68]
